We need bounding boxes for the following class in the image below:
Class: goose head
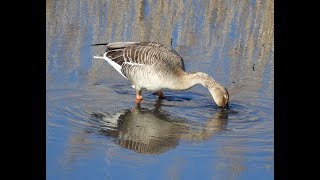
[188,72,230,108]
[209,86,229,108]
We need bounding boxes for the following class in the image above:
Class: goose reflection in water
[91,99,229,154]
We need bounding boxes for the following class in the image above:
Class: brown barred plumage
[93,42,229,108]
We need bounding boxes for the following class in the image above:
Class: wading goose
[92,42,229,108]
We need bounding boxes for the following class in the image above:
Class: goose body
[93,42,229,107]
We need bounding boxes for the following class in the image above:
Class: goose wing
[95,42,185,78]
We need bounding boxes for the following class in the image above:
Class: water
[46,0,274,179]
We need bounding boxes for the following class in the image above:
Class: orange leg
[136,90,143,103]
[156,91,165,99]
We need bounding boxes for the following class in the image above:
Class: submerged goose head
[209,86,229,108]
[186,72,229,108]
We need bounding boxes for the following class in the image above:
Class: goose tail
[91,43,109,46]
[105,42,138,49]
[91,42,139,49]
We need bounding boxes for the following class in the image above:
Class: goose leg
[136,89,143,101]
[156,91,165,99]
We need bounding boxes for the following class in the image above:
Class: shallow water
[46,0,274,179]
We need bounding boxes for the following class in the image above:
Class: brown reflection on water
[59,99,229,174]
[90,99,228,154]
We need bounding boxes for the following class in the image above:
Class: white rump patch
[93,53,127,79]
[93,56,104,59]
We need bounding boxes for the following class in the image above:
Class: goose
[92,42,229,108]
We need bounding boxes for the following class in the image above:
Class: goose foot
[136,90,143,101]
[135,99,142,103]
